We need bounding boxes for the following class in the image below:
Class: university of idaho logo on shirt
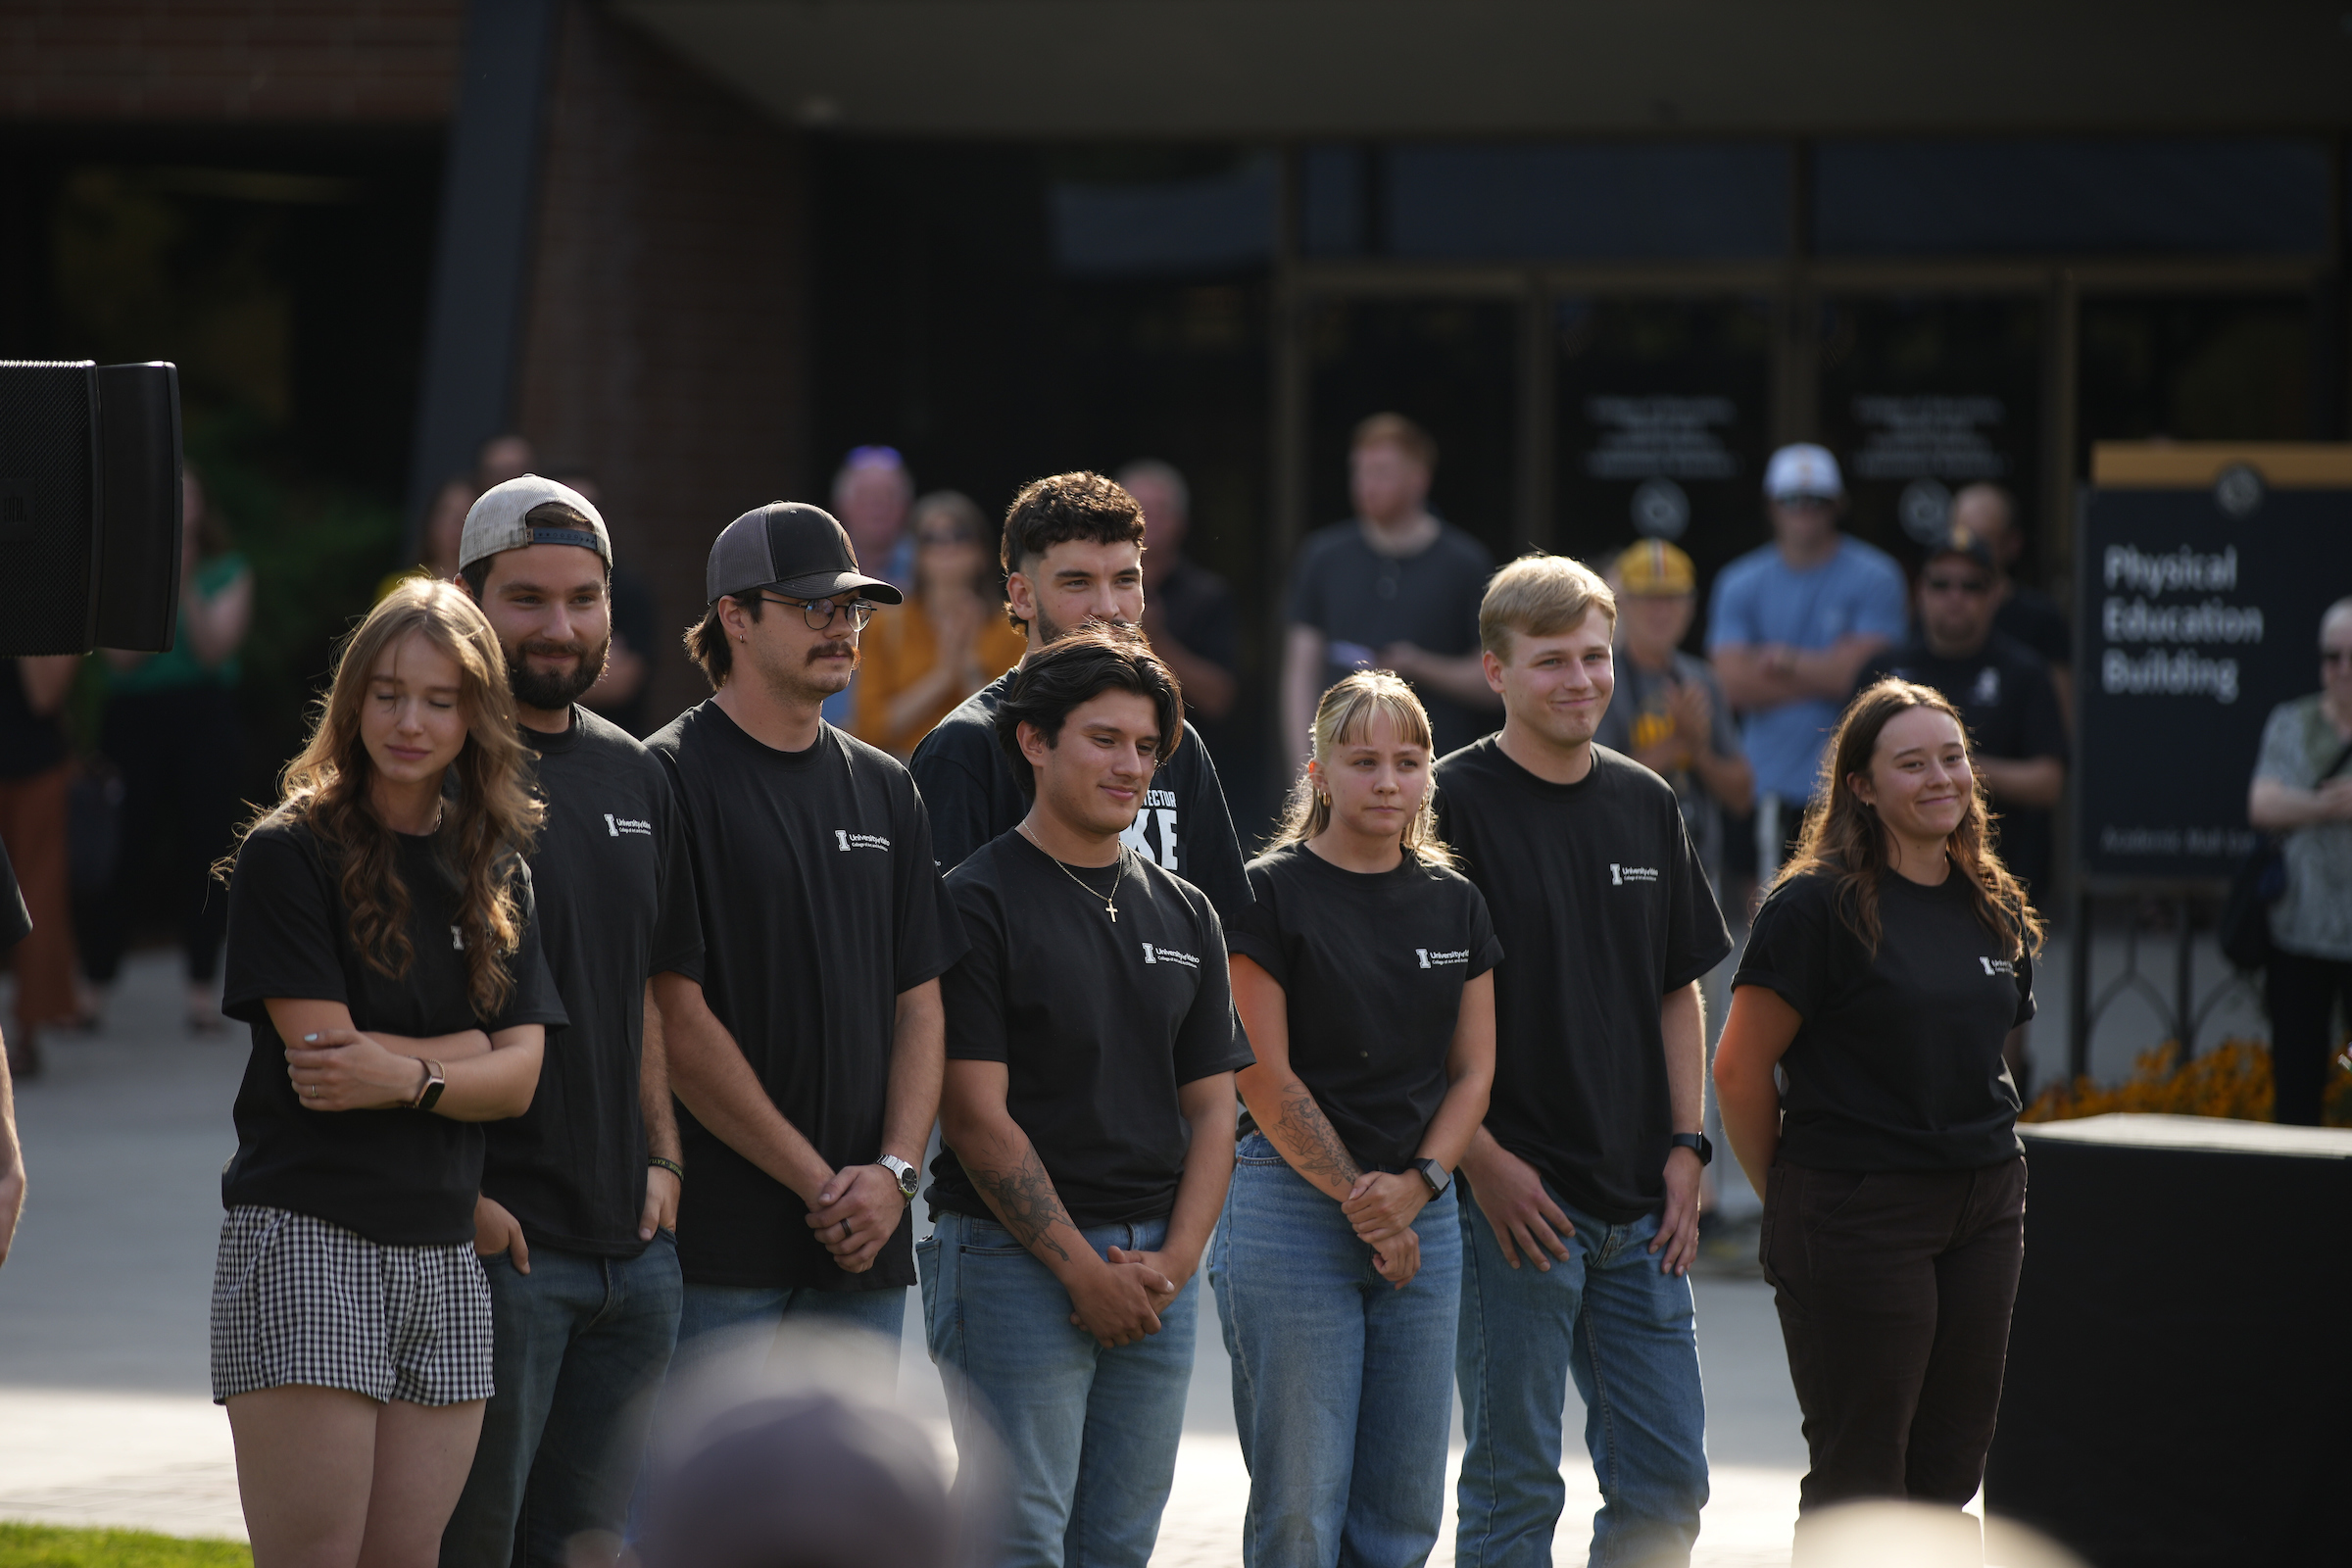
[835,830,891,853]
[1415,948,1468,969]
[1139,942,1199,969]
[604,812,652,838]
[1610,862,1659,886]
[1979,956,2017,977]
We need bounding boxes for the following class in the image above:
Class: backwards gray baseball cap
[706,502,904,607]
[458,475,612,570]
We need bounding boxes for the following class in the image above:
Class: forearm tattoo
[1275,1080,1360,1188]
[963,1144,1074,1264]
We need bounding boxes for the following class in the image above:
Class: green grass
[0,1524,250,1568]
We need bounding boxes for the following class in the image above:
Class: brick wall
[0,1,466,122]
[514,0,809,724]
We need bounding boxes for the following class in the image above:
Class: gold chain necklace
[1018,823,1124,922]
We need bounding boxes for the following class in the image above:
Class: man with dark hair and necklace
[923,624,1250,1568]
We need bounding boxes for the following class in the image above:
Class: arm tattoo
[963,1145,1074,1265]
[1275,1080,1360,1188]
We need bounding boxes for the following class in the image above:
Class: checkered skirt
[210,1205,494,1406]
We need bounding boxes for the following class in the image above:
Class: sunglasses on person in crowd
[757,593,880,631]
[1922,574,1991,596]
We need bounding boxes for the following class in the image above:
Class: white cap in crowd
[459,475,612,571]
[1763,444,1844,503]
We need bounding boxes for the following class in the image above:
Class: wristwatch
[1412,1157,1452,1198]
[411,1059,446,1113]
[877,1154,920,1200]
[1670,1132,1713,1166]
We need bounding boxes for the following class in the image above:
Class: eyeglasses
[758,594,879,632]
[1922,575,1991,596]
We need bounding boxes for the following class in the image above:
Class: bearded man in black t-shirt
[441,478,709,1568]
[1433,555,1732,1568]
[925,626,1250,1568]
[647,504,965,1357]
[908,471,1252,927]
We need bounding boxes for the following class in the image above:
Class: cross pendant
[1106,902,1118,922]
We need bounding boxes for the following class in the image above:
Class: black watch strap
[1670,1132,1713,1166]
[1413,1157,1452,1198]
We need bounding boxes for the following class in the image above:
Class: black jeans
[1761,1157,2027,1516]
[2268,950,2352,1127]
[82,685,242,985]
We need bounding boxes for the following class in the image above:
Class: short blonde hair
[1350,412,1438,471]
[1270,671,1456,869]
[1479,552,1616,660]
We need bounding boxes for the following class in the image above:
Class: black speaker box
[1986,1115,2352,1566]
[0,359,182,656]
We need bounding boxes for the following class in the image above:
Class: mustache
[808,640,857,663]
[519,637,593,661]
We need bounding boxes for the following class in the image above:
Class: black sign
[2076,477,2350,879]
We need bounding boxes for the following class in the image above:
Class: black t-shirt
[907,669,1253,926]
[1858,632,2068,901]
[1735,867,2033,1172]
[1994,586,2071,670]
[1226,842,1501,1170]
[648,704,965,1290]
[0,839,26,949]
[1286,521,1497,759]
[1432,739,1731,1223]
[484,708,705,1258]
[220,815,569,1246]
[927,832,1251,1229]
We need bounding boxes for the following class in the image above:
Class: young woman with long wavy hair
[1208,670,1497,1567]
[210,578,566,1568]
[1714,677,2044,1538]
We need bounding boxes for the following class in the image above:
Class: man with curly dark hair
[908,471,1251,926]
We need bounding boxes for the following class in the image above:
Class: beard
[1033,608,1126,647]
[507,631,611,711]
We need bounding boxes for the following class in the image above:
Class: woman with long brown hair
[1208,670,1496,1567]
[1714,677,2042,1537]
[210,578,566,1568]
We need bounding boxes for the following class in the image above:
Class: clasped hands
[805,1161,907,1274]
[1345,1170,1429,1289]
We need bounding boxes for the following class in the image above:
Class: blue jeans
[1454,1178,1708,1568]
[441,1232,684,1568]
[920,1209,1197,1568]
[1209,1135,1462,1568]
[676,1277,908,1364]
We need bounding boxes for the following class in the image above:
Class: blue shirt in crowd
[1705,535,1909,802]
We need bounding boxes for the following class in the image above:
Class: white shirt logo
[1973,665,2001,706]
[1979,956,2017,977]
[605,813,652,838]
[835,830,891,853]
[1611,862,1659,885]
[1140,942,1199,969]
[1419,948,1468,968]
[450,925,465,951]
[1416,948,1430,968]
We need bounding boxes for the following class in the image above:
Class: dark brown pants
[1761,1156,2027,1515]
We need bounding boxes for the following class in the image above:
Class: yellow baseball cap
[1614,539,1696,597]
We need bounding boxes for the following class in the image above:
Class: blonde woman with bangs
[1207,670,1497,1568]
[209,578,567,1568]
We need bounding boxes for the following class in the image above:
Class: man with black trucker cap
[442,475,707,1568]
[648,503,965,1356]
